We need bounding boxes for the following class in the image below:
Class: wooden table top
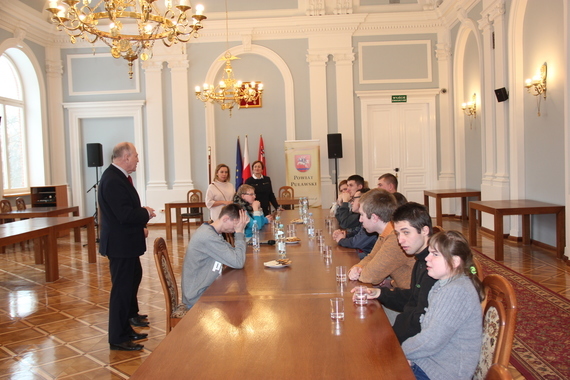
[424,188,481,196]
[469,199,564,213]
[131,209,413,379]
[0,205,79,219]
[164,200,207,208]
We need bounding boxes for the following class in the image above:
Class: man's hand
[144,228,149,238]
[350,286,381,300]
[252,200,261,211]
[341,192,352,203]
[234,209,249,233]
[144,206,156,218]
[348,265,363,281]
[333,230,346,242]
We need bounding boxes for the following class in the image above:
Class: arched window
[0,54,28,193]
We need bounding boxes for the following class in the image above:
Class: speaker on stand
[327,133,343,199]
[86,143,103,243]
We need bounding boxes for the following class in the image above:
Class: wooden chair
[485,364,513,380]
[153,237,188,333]
[181,189,204,232]
[278,186,295,210]
[473,274,518,380]
[15,197,26,211]
[1,199,13,220]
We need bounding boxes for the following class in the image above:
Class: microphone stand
[85,166,101,244]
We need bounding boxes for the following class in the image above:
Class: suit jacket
[98,164,150,258]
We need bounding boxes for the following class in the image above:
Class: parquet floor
[0,217,568,379]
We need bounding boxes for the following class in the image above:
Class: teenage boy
[353,202,436,344]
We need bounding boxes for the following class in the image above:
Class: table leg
[166,206,172,240]
[494,213,504,261]
[45,230,59,282]
[522,215,531,245]
[86,219,96,263]
[176,209,183,237]
[461,198,468,221]
[424,194,430,212]
[34,237,43,264]
[72,210,81,242]
[556,209,566,259]
[469,206,477,246]
[435,197,443,227]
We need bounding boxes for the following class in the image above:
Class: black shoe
[137,314,148,319]
[129,317,149,327]
[110,341,144,351]
[129,332,148,341]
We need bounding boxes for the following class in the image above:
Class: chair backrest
[15,197,26,211]
[187,189,203,214]
[1,200,12,213]
[153,237,181,332]
[473,274,518,380]
[278,186,294,199]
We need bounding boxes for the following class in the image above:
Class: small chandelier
[461,93,477,118]
[195,52,264,116]
[194,0,263,116]
[47,0,207,78]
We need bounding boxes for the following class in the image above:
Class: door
[361,94,436,204]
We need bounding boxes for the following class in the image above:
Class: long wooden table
[0,216,96,282]
[164,200,207,240]
[468,199,565,261]
[0,205,81,240]
[131,210,413,379]
[424,189,481,227]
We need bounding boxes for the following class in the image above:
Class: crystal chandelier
[47,0,207,78]
[194,0,263,115]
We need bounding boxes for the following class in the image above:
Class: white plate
[286,241,300,245]
[264,260,291,268]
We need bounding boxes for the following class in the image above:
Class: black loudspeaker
[86,143,103,167]
[327,133,343,159]
[495,87,509,102]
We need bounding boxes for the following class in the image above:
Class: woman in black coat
[245,160,281,216]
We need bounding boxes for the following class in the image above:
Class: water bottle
[307,212,315,238]
[277,223,286,256]
[274,215,281,240]
[252,220,260,253]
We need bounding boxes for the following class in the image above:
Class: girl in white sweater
[402,231,485,380]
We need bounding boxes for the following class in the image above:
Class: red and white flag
[258,135,266,176]
[242,135,251,181]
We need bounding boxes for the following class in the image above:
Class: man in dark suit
[98,142,156,351]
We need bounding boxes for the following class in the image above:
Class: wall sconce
[461,93,477,118]
[525,63,547,116]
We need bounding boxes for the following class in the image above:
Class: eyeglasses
[244,193,255,196]
[353,196,361,199]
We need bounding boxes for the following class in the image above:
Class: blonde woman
[205,164,235,221]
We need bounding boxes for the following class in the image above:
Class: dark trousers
[108,256,142,344]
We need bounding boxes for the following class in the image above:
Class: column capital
[477,14,493,32]
[168,59,189,71]
[142,60,164,72]
[332,52,355,63]
[46,59,63,77]
[435,43,451,61]
[306,53,329,66]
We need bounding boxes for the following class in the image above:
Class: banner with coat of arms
[284,140,321,207]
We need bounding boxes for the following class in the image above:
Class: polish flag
[258,135,267,176]
[242,135,251,181]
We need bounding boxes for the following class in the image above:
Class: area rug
[473,249,570,380]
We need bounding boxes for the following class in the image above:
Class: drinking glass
[354,286,369,305]
[330,297,344,320]
[336,266,347,282]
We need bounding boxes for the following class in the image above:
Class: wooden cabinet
[30,185,68,208]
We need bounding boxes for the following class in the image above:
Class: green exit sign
[391,95,407,103]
